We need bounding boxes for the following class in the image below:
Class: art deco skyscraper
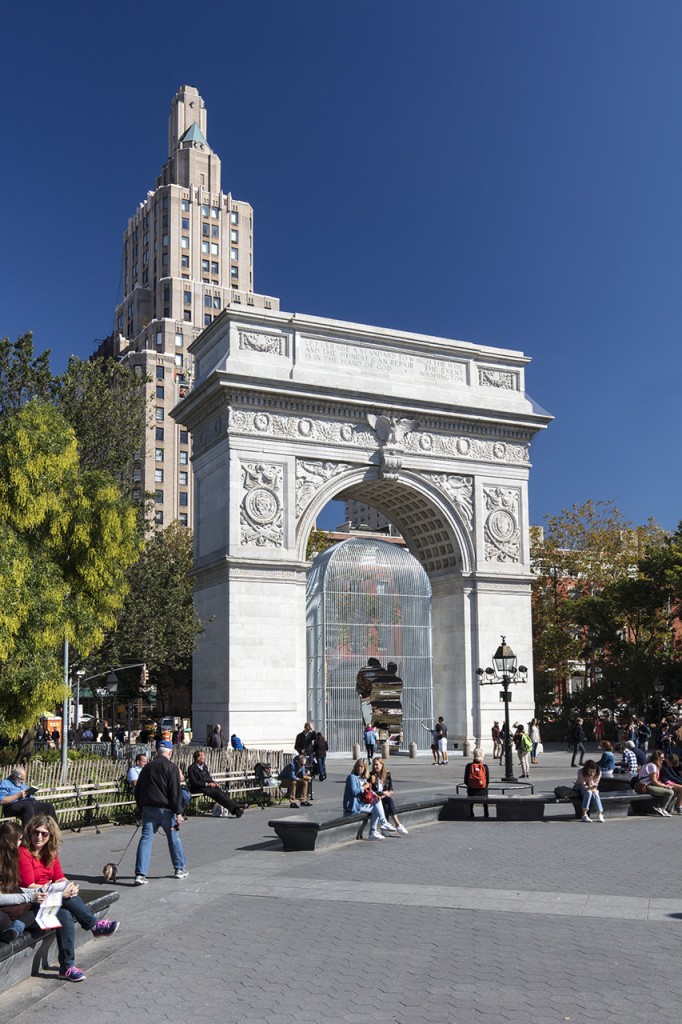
[98,85,279,527]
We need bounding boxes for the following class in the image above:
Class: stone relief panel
[478,367,519,390]
[238,330,288,357]
[483,487,521,563]
[240,462,285,548]
[300,335,467,385]
[423,474,474,532]
[295,460,352,517]
[227,407,530,467]
[194,411,226,456]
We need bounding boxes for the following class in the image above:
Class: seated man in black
[0,767,57,825]
[186,750,244,818]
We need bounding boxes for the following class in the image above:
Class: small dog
[102,863,118,883]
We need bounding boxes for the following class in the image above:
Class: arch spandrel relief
[239,462,285,548]
[483,486,521,563]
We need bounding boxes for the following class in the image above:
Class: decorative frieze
[423,474,474,531]
[240,462,284,547]
[483,487,521,563]
[296,460,352,517]
[227,407,530,466]
[238,330,288,357]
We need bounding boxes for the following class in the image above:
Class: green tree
[85,522,202,704]
[0,402,141,737]
[54,355,148,481]
[0,333,52,418]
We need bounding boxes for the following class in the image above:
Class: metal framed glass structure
[306,538,433,754]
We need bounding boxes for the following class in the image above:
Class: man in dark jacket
[570,718,586,767]
[134,742,187,885]
[186,749,244,817]
[294,723,316,757]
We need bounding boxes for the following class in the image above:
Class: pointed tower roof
[179,122,207,146]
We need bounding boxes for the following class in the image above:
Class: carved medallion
[483,487,520,562]
[240,463,284,547]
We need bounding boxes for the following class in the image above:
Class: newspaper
[34,880,69,930]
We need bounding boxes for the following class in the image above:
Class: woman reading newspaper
[19,815,120,982]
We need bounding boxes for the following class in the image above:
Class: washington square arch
[174,306,551,753]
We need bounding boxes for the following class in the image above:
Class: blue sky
[2,1,681,532]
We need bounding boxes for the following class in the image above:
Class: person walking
[529,719,541,764]
[570,718,586,767]
[363,723,378,761]
[134,741,188,885]
[491,722,502,762]
[516,724,532,778]
[435,717,449,765]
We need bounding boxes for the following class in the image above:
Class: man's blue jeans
[134,806,186,877]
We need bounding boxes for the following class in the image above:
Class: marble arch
[174,306,552,751]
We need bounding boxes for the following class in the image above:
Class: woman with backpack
[464,749,489,818]
[368,758,408,834]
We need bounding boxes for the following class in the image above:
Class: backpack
[519,733,532,754]
[468,761,487,790]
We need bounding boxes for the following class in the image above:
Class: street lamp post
[477,637,528,784]
[653,678,664,722]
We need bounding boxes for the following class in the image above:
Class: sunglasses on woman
[32,829,50,838]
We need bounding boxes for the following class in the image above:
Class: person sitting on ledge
[464,748,490,818]
[186,749,244,818]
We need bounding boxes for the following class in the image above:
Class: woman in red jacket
[19,815,120,982]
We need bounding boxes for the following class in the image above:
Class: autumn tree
[532,500,671,717]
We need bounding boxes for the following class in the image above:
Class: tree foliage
[54,355,148,481]
[0,402,141,736]
[531,500,676,718]
[0,334,52,418]
[86,522,202,691]
[306,528,337,561]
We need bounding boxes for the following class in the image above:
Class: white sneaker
[368,831,385,840]
[396,823,409,834]
[596,813,605,823]
[581,815,592,823]
[652,806,664,816]
[661,809,673,817]
[380,822,397,832]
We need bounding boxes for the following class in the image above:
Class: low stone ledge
[0,889,119,993]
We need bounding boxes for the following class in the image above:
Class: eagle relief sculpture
[367,413,418,447]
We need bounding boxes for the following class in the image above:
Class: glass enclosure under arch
[306,538,433,754]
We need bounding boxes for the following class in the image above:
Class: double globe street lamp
[477,637,528,784]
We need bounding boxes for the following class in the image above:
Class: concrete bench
[269,798,447,851]
[553,788,654,818]
[441,795,547,821]
[0,888,119,992]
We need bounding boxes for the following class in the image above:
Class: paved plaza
[1,749,680,1023]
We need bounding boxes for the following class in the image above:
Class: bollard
[352,742,362,760]
[409,741,418,759]
[381,741,390,760]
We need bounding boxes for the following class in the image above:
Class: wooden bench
[269,798,447,851]
[22,781,137,833]
[187,769,284,814]
[0,888,119,993]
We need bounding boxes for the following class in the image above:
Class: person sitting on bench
[186,750,244,818]
[279,755,312,808]
[0,769,57,826]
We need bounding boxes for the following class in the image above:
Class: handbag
[361,787,378,805]
[537,742,544,754]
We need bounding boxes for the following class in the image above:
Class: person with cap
[0,768,57,826]
[186,749,245,817]
[133,741,187,885]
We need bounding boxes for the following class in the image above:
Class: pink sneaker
[59,966,86,982]
[91,919,120,937]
